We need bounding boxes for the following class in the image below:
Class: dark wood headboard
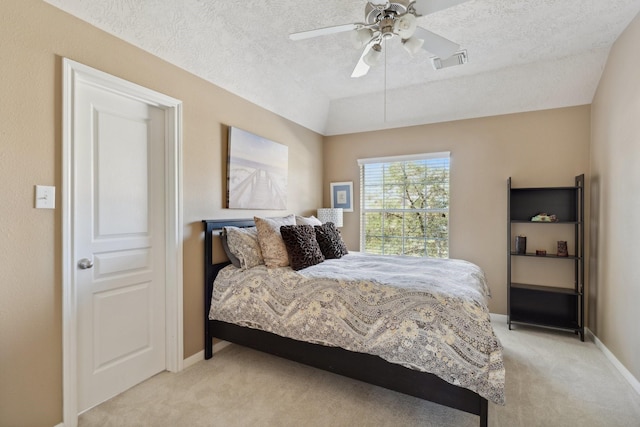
[202,219,255,358]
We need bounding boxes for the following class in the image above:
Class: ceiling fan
[289,0,469,78]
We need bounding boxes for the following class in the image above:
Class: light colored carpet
[79,318,640,426]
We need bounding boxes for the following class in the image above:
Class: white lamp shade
[351,28,373,48]
[317,208,344,228]
[402,36,424,56]
[394,13,417,39]
[363,43,383,66]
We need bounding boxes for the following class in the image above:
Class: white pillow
[295,215,322,226]
[254,214,296,268]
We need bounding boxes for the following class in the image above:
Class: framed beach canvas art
[227,127,288,209]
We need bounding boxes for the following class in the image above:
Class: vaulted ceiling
[45,0,640,135]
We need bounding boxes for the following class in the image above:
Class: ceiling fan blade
[412,0,470,16]
[414,26,459,58]
[289,23,359,41]
[351,39,377,78]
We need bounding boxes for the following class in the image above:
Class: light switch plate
[35,185,55,209]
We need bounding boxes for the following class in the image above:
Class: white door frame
[61,58,183,426]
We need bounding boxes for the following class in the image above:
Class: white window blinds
[358,152,450,258]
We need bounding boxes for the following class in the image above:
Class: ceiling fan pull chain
[384,37,388,123]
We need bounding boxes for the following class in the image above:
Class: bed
[203,219,504,427]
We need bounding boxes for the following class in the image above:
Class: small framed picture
[330,181,353,212]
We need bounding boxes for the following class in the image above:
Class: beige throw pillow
[254,214,296,268]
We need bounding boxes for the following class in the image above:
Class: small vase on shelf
[557,241,568,257]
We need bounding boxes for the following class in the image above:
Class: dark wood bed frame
[203,219,489,427]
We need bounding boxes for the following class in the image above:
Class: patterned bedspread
[209,252,505,404]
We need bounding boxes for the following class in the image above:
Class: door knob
[78,258,94,269]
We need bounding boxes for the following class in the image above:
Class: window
[358,152,450,258]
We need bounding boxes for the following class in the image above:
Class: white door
[74,78,167,412]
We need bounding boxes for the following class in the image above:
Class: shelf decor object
[515,235,526,254]
[507,175,584,341]
[557,240,568,257]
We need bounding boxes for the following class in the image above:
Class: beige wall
[0,1,322,426]
[2,1,637,425]
[590,12,640,381]
[324,106,591,315]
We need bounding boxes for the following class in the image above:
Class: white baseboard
[490,313,507,323]
[586,328,640,396]
[213,340,232,353]
[492,313,639,396]
[183,350,204,369]
[182,341,232,369]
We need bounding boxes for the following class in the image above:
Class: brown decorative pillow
[280,225,325,270]
[314,222,349,259]
[254,215,296,268]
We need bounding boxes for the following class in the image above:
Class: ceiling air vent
[431,50,468,70]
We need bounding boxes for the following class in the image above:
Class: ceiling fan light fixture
[351,28,374,48]
[402,36,424,56]
[290,0,469,79]
[368,0,391,9]
[393,13,417,39]
[364,43,383,66]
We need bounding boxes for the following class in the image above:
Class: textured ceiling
[44,0,640,135]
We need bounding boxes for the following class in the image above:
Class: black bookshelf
[507,175,584,341]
